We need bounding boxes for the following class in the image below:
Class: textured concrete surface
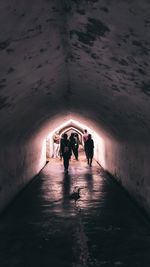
[0,0,150,139]
[0,152,150,267]
[1,0,150,216]
[104,140,150,215]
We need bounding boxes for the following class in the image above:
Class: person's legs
[63,156,66,170]
[89,156,93,167]
[66,157,69,170]
[56,144,60,158]
[53,143,57,158]
[63,155,69,171]
[74,146,78,160]
[76,148,78,160]
[85,149,88,161]
[72,146,76,159]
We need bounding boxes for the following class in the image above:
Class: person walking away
[74,133,79,160]
[70,133,78,160]
[53,131,60,158]
[60,134,71,172]
[85,134,94,167]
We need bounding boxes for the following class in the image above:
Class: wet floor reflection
[40,156,104,216]
[62,172,71,214]
[85,171,93,193]
[1,152,150,267]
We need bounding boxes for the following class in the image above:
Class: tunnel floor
[0,151,150,267]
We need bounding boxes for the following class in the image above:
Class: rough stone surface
[0,0,150,214]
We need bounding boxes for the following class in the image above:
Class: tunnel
[1,0,150,266]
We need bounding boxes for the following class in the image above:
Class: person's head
[84,129,87,133]
[56,131,59,135]
[88,134,91,140]
[63,133,67,140]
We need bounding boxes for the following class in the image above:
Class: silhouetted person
[60,134,64,160]
[85,134,94,167]
[60,134,71,172]
[70,133,78,160]
[74,133,79,160]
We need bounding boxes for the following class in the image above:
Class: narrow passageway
[0,151,150,267]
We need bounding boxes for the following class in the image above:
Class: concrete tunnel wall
[105,140,150,214]
[1,0,150,215]
[1,113,150,215]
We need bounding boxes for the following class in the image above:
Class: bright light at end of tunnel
[45,119,106,168]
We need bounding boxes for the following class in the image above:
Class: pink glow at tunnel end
[40,118,106,169]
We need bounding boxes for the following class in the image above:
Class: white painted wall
[0,137,46,212]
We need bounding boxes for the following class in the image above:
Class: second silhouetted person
[60,134,72,172]
[85,134,94,167]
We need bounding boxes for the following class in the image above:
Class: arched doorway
[46,122,85,161]
[60,126,83,144]
[45,119,105,166]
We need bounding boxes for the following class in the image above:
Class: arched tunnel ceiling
[59,124,84,135]
[0,0,150,141]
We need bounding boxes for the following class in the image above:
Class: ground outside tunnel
[0,151,150,267]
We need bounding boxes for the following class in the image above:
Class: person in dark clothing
[85,134,94,167]
[60,134,72,172]
[74,133,79,160]
[70,133,78,160]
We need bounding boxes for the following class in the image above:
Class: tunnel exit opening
[44,119,105,168]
